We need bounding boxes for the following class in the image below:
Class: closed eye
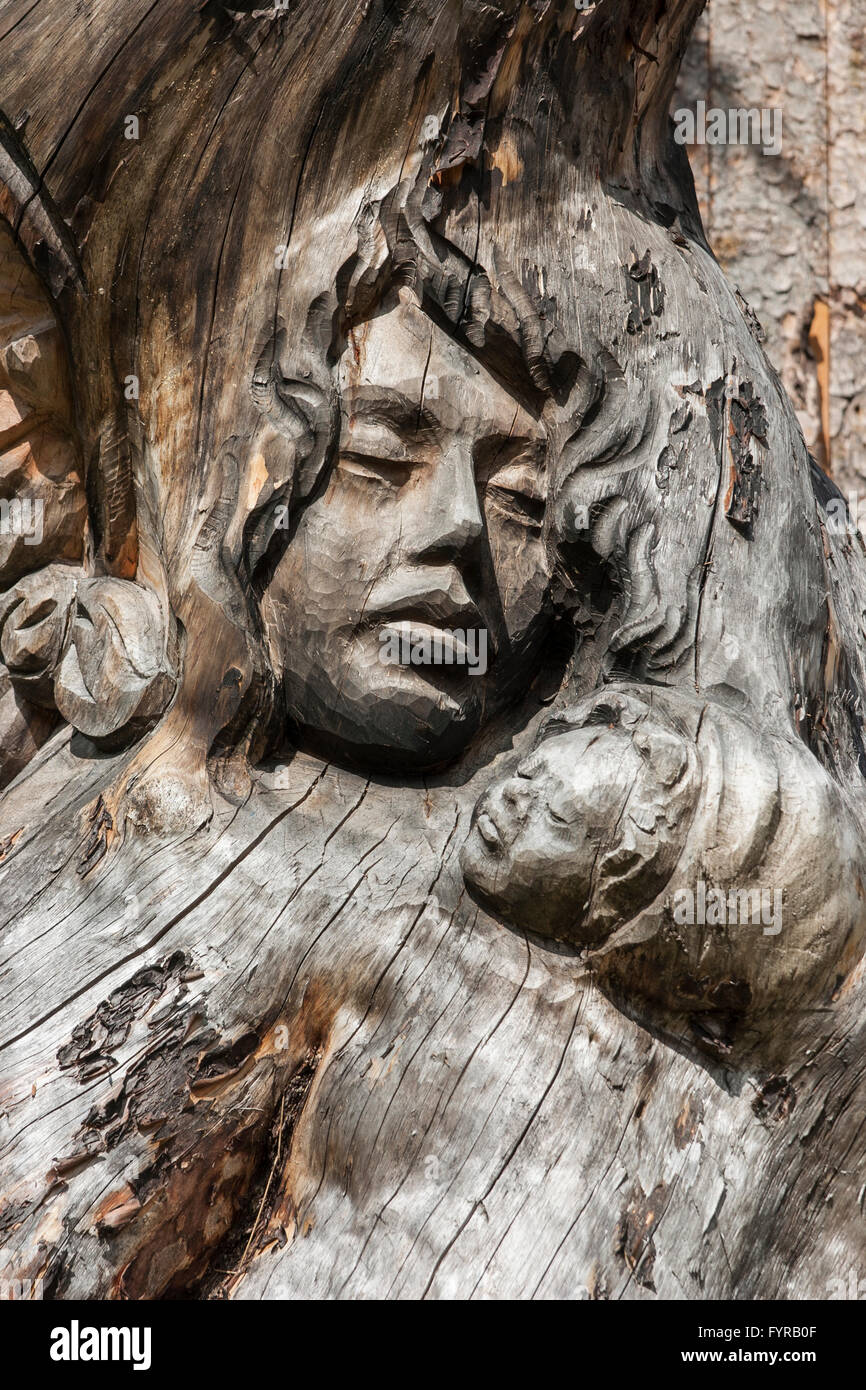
[477,442,546,531]
[339,451,419,488]
[485,484,545,530]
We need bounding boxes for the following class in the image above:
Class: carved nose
[413,449,483,561]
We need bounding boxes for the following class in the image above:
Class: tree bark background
[677,0,866,494]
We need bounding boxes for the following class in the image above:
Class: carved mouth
[372,601,488,636]
[379,620,479,666]
[361,571,495,655]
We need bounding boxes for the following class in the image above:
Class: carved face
[261,293,553,768]
[460,727,644,942]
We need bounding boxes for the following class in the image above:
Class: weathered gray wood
[0,0,865,1302]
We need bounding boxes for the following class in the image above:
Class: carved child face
[461,725,662,944]
[261,292,553,768]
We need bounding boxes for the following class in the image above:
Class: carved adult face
[460,728,643,941]
[261,292,553,768]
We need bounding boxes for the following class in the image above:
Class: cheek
[512,814,586,880]
[272,489,393,624]
[485,518,551,633]
[504,811,553,869]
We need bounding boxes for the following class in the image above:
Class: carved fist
[0,563,81,707]
[53,578,177,747]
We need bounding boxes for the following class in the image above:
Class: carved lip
[361,572,494,654]
[370,600,486,634]
[379,621,477,666]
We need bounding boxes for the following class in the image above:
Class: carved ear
[591,737,696,936]
[592,817,674,938]
[633,724,689,788]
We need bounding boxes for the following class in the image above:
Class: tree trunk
[1,0,865,1301]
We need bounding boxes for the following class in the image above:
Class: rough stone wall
[677,0,866,499]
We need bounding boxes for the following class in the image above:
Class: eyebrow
[343,388,440,435]
[476,433,547,487]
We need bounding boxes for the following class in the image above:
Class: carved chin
[284,662,486,771]
[459,832,534,925]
